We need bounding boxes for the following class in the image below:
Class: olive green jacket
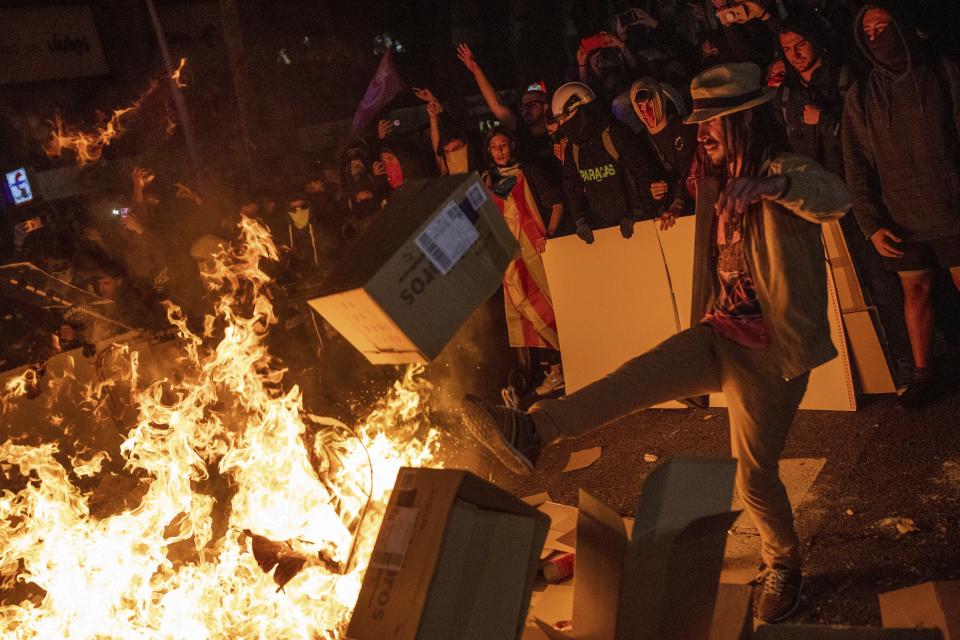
[690,154,851,381]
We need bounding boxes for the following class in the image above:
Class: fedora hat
[684,62,775,124]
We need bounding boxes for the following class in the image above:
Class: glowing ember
[170,58,189,89]
[0,217,441,638]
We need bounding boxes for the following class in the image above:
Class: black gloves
[620,217,635,239]
[575,219,595,244]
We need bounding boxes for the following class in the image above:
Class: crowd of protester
[3,0,960,408]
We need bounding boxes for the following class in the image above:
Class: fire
[44,57,190,166]
[43,83,157,167]
[0,217,441,638]
[170,57,188,89]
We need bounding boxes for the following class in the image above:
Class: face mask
[445,146,469,175]
[558,109,594,144]
[288,207,310,229]
[867,23,907,73]
[385,160,405,188]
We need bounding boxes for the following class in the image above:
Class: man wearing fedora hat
[462,62,850,623]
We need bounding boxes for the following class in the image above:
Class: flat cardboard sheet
[522,492,553,507]
[562,447,602,472]
[655,215,698,330]
[541,223,684,408]
[880,581,960,640]
[844,309,896,394]
[822,220,868,313]
[544,220,858,411]
[537,502,578,557]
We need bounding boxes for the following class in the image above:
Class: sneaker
[461,394,543,475]
[535,367,565,396]
[754,563,803,623]
[898,367,935,409]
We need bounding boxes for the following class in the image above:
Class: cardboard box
[753,624,943,639]
[347,467,549,640]
[709,583,753,640]
[880,581,960,640]
[309,174,517,364]
[534,456,741,640]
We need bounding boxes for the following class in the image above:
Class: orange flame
[0,217,442,637]
[170,57,188,89]
[44,56,190,166]
[44,82,157,167]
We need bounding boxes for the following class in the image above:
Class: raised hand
[131,167,155,192]
[456,43,479,74]
[377,119,394,140]
[413,87,437,104]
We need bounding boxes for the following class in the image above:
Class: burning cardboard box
[309,173,517,364]
[348,467,549,640]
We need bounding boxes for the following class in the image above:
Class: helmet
[550,82,595,119]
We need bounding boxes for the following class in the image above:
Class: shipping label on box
[311,174,517,364]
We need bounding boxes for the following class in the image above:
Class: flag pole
[144,0,202,174]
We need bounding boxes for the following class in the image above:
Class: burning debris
[0,216,441,638]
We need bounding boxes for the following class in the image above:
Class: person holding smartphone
[711,0,781,67]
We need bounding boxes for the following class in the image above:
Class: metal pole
[144,0,202,173]
[219,0,255,180]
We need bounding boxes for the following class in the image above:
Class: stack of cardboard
[821,221,896,394]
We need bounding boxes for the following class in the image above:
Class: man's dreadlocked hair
[696,104,789,184]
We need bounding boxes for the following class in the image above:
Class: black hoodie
[775,17,845,176]
[842,1,960,242]
[560,102,662,227]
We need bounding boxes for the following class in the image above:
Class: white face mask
[445,146,469,175]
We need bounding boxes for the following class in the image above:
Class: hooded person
[482,126,565,396]
[552,82,663,244]
[374,142,429,193]
[842,1,960,407]
[630,78,699,225]
[775,14,846,176]
[338,144,380,203]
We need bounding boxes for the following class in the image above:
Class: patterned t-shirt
[701,209,770,349]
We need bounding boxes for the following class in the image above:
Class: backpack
[570,127,619,174]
